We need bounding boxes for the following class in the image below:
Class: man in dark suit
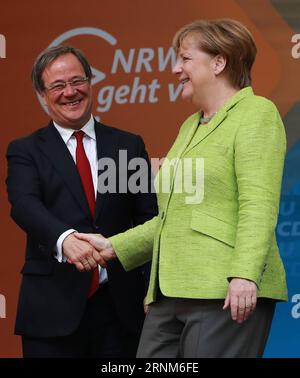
[6,45,157,358]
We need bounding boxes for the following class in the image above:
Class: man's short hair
[31,45,93,93]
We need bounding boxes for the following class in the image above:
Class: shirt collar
[53,115,96,143]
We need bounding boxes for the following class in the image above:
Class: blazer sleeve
[109,134,158,272]
[109,215,158,271]
[228,98,286,286]
[6,139,72,251]
[128,135,158,288]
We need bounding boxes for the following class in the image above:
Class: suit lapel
[164,113,200,163]
[175,113,200,158]
[183,110,227,155]
[94,121,119,221]
[159,86,254,202]
[156,113,199,198]
[38,122,92,219]
[183,86,254,155]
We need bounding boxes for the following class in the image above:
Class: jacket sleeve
[127,135,158,286]
[6,139,71,251]
[228,98,286,286]
[110,134,158,272]
[109,215,158,271]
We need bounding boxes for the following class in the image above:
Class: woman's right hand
[74,233,116,266]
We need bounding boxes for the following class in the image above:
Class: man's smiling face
[40,53,93,130]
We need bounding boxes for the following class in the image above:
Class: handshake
[62,232,116,272]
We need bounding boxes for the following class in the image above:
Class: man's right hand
[74,233,116,266]
[62,233,107,272]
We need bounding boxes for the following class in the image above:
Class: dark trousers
[22,283,137,358]
[137,296,275,358]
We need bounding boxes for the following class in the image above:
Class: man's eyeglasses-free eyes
[45,77,89,93]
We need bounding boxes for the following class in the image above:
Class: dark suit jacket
[6,120,158,338]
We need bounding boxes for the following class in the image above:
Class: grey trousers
[137,296,275,358]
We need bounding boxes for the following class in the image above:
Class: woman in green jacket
[76,19,287,358]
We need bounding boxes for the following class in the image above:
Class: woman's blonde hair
[173,19,257,88]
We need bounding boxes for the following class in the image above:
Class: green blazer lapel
[183,110,227,155]
[183,86,254,155]
[166,112,200,161]
[155,113,199,200]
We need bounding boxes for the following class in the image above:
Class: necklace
[199,112,216,124]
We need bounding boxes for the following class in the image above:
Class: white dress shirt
[53,115,107,283]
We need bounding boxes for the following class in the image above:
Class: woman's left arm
[224,98,286,322]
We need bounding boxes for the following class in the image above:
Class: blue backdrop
[265,141,300,357]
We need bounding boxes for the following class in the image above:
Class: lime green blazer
[110,87,288,304]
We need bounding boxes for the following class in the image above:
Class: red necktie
[74,131,99,297]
